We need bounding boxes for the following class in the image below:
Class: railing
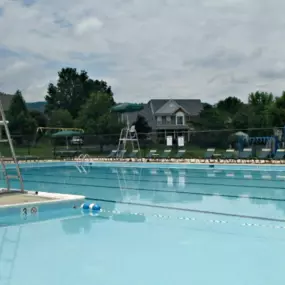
[4,126,285,159]
[76,154,90,173]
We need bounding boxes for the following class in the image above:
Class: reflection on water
[6,165,285,219]
[61,208,146,235]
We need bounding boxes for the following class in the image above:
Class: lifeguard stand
[0,99,24,192]
[111,103,143,158]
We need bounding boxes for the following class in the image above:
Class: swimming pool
[1,162,285,285]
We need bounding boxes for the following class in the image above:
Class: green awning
[111,103,144,113]
[51,130,83,138]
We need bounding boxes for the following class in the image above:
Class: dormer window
[176,116,184,125]
[176,111,185,125]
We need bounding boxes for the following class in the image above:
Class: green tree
[270,91,285,127]
[8,90,29,117]
[232,105,252,129]
[45,68,113,118]
[248,91,274,107]
[133,115,151,139]
[247,91,275,131]
[48,109,74,128]
[7,90,37,144]
[76,91,119,133]
[76,92,122,150]
[29,110,47,128]
[216,96,244,115]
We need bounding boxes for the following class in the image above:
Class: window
[176,116,184,125]
[157,116,162,124]
[166,116,171,123]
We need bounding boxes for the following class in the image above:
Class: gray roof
[126,99,203,130]
[150,99,203,115]
[0,92,14,111]
[127,103,156,129]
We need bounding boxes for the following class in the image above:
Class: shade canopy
[111,103,144,113]
[51,130,83,138]
[233,131,249,138]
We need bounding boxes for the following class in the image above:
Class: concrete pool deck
[2,158,285,165]
[0,192,55,206]
[0,190,85,210]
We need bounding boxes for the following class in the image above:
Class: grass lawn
[0,141,222,159]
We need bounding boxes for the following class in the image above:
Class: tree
[232,105,252,129]
[270,92,285,127]
[29,110,47,128]
[216,96,244,115]
[76,92,122,151]
[247,91,275,131]
[248,91,274,107]
[76,91,119,133]
[48,109,74,128]
[7,90,37,144]
[133,115,151,139]
[8,90,29,118]
[45,68,114,118]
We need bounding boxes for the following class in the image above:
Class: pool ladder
[76,154,90,173]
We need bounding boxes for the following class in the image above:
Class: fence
[0,127,284,159]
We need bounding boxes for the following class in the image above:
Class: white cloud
[74,17,103,35]
[0,0,285,103]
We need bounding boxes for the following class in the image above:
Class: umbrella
[111,103,144,113]
[51,130,83,138]
[233,131,249,138]
[51,130,83,149]
[229,131,249,142]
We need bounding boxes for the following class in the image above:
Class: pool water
[1,164,285,285]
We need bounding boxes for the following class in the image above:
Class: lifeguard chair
[111,103,143,158]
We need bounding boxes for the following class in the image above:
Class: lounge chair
[107,150,118,158]
[175,149,186,159]
[160,149,172,159]
[257,148,271,159]
[204,148,215,159]
[238,148,252,159]
[117,150,127,158]
[126,149,139,158]
[273,149,285,160]
[146,149,157,159]
[223,149,235,159]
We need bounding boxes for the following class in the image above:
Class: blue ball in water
[81,203,90,210]
[90,204,101,211]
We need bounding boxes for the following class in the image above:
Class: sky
[0,0,285,103]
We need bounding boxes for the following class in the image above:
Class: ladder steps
[7,175,18,179]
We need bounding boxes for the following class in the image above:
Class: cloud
[0,0,284,103]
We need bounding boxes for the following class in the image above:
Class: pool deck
[0,190,85,209]
[0,192,54,206]
[2,157,285,166]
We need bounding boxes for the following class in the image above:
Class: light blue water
[1,164,285,285]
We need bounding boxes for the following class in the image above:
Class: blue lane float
[81,203,101,212]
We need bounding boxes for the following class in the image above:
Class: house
[124,99,203,143]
